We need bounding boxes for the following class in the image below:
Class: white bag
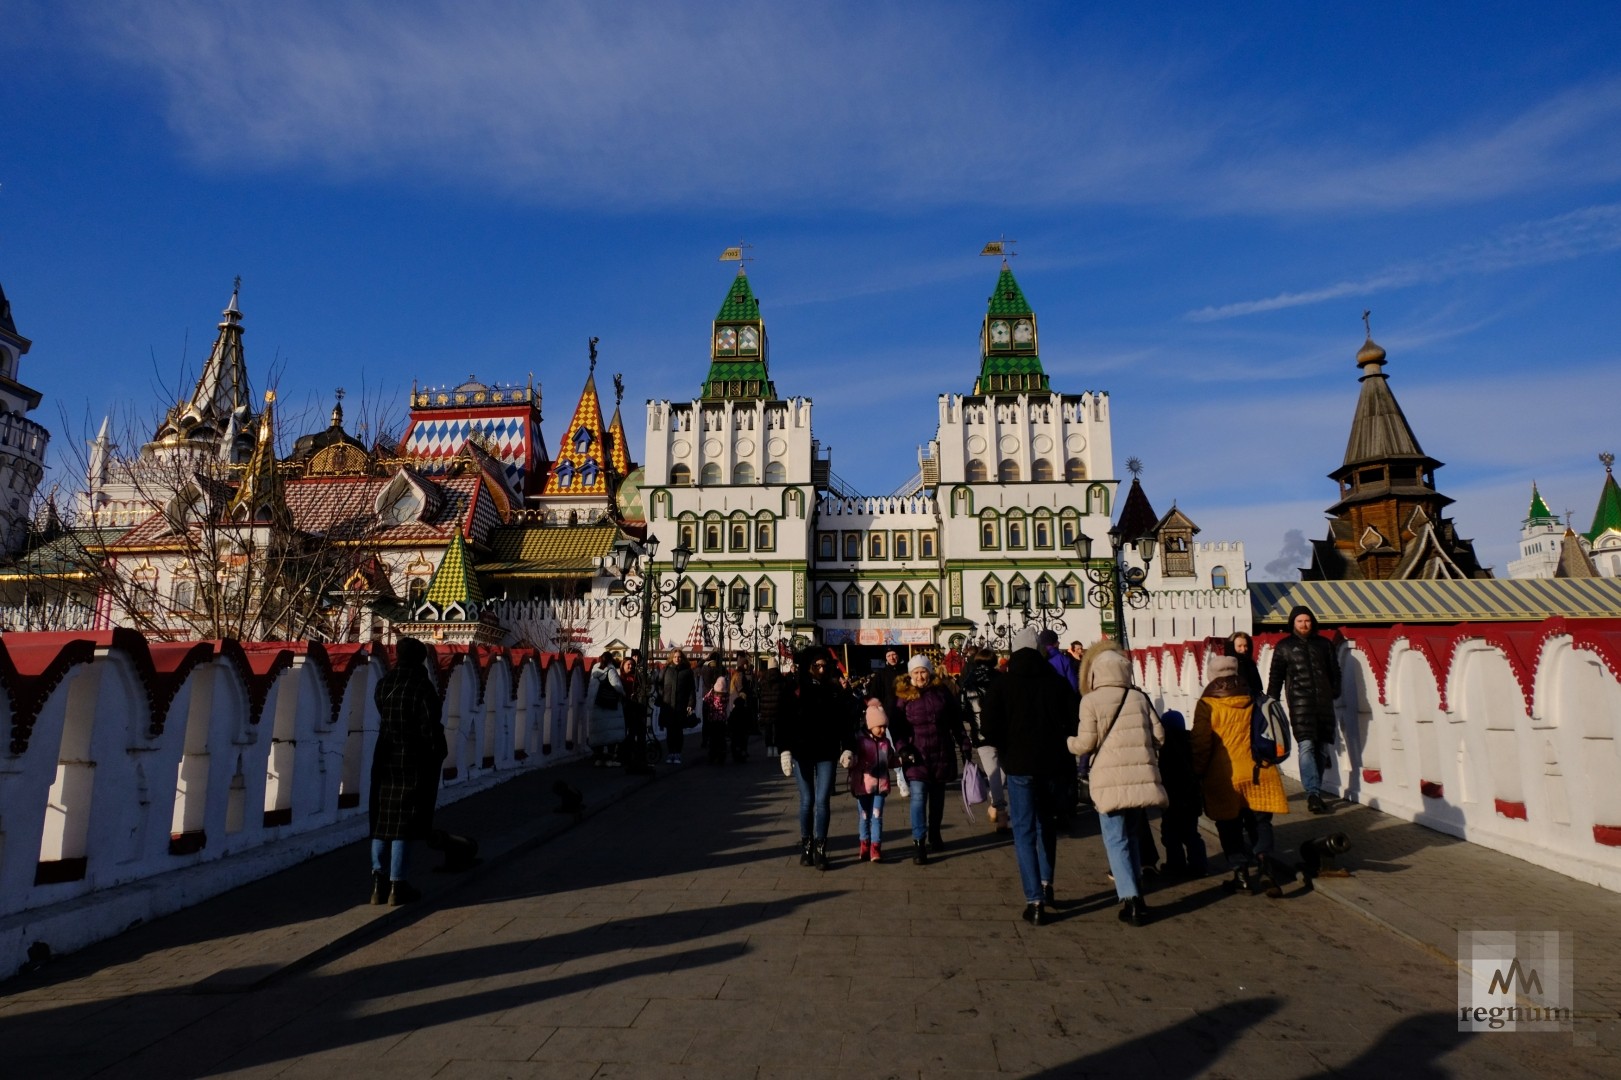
[894,769,911,798]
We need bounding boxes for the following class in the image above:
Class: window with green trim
[920,585,939,617]
[843,587,861,618]
[818,532,835,559]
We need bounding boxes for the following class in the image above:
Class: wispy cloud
[1186,203,1621,320]
[59,4,1621,216]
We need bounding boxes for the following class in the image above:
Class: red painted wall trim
[1420,779,1444,799]
[1362,768,1383,783]
[1594,825,1621,847]
[1494,799,1528,820]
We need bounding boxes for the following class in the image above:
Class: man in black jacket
[1266,605,1342,814]
[982,628,1078,925]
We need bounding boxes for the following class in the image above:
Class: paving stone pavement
[1,753,1617,1079]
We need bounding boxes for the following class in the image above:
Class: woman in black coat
[780,648,856,870]
[369,637,447,905]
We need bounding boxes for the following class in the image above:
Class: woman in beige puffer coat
[1069,648,1166,925]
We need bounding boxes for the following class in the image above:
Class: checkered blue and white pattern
[403,415,532,494]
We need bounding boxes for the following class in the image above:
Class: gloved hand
[838,750,854,769]
[780,751,794,777]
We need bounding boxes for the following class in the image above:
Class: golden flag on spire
[719,247,744,261]
[979,241,1004,257]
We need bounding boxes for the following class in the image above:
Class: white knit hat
[907,654,932,673]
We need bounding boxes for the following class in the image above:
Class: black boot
[1130,896,1152,925]
[913,839,929,865]
[388,880,421,906]
[799,837,814,867]
[813,838,829,871]
[369,870,390,906]
[928,827,944,852]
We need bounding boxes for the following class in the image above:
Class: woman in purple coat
[888,654,968,864]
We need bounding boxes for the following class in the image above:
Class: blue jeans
[908,779,947,841]
[1216,810,1275,869]
[370,838,408,881]
[856,792,886,842]
[1298,739,1331,797]
[794,758,835,840]
[1099,808,1147,901]
[1006,774,1059,904]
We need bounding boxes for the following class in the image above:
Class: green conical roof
[1585,465,1621,542]
[425,527,484,609]
[716,270,760,321]
[987,266,1033,316]
[1526,483,1557,527]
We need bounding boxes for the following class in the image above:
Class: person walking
[981,628,1077,925]
[843,699,900,862]
[1265,605,1342,814]
[1193,655,1291,895]
[620,656,652,775]
[659,648,697,765]
[1038,629,1078,693]
[368,636,447,906]
[781,648,853,869]
[959,646,1008,830]
[587,650,627,768]
[888,654,967,864]
[1069,647,1166,926]
[757,656,791,758]
[1226,631,1265,701]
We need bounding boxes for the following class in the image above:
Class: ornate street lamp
[967,601,1019,652]
[1073,525,1156,649]
[1008,582,1067,638]
[613,533,693,701]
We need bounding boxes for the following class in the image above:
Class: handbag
[593,671,622,709]
[961,756,989,821]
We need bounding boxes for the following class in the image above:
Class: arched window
[756,519,776,551]
[966,460,988,483]
[669,463,692,486]
[1031,459,1055,481]
[700,462,722,485]
[1059,511,1080,548]
[844,533,861,560]
[678,581,697,610]
[765,461,787,484]
[679,522,696,550]
[730,522,748,550]
[1006,516,1025,548]
[981,520,997,549]
[1066,457,1086,480]
[730,582,750,610]
[755,581,775,612]
[734,461,756,484]
[1211,565,1229,589]
[894,532,911,559]
[868,533,887,560]
[704,522,722,550]
[1034,518,1051,548]
[999,459,1021,482]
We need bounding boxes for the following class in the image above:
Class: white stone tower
[0,280,50,555]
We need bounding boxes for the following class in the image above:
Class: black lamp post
[1073,526,1156,649]
[968,601,1019,652]
[733,604,780,657]
[1008,582,1067,638]
[612,533,693,704]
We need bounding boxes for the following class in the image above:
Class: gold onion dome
[1356,335,1387,368]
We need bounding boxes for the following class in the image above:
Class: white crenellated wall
[0,633,593,976]
[1130,619,1621,892]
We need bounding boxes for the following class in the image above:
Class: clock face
[990,320,1010,345]
[1013,320,1033,344]
[739,326,759,351]
[715,327,737,353]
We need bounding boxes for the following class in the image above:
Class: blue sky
[3,1,1620,577]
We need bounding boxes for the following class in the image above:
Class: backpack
[594,670,623,710]
[1252,696,1292,781]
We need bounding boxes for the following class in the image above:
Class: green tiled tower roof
[973,264,1048,395]
[715,272,761,321]
[424,527,484,610]
[987,267,1033,316]
[703,270,776,401]
[1526,483,1558,527]
[1585,457,1621,542]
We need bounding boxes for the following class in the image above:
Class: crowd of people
[366,605,1343,923]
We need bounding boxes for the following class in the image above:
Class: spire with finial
[588,336,599,376]
[331,387,346,428]
[1356,309,1387,370]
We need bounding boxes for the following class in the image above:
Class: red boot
[869,842,882,863]
[859,840,871,861]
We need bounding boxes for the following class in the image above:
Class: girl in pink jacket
[845,699,903,862]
